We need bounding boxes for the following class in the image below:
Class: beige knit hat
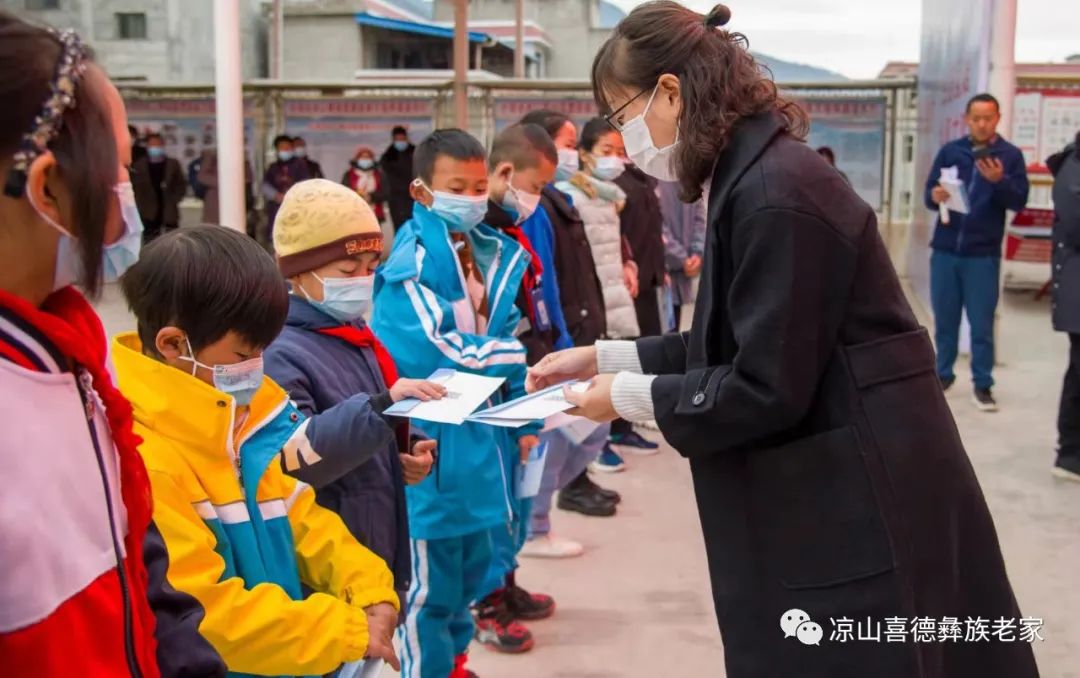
[274,178,383,277]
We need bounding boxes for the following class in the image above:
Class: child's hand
[390,378,448,403]
[363,602,401,671]
[401,440,436,485]
[517,434,540,464]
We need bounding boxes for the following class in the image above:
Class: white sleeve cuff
[596,340,643,374]
[611,372,657,423]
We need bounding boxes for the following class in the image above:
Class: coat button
[692,392,706,406]
[290,412,299,422]
[1059,242,1065,249]
[216,400,227,408]
[580,309,588,317]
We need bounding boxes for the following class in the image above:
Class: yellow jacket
[112,333,398,677]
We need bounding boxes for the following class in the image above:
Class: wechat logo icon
[781,608,823,646]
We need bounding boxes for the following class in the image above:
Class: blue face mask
[393,140,409,152]
[355,158,375,170]
[277,150,294,163]
[179,337,264,407]
[294,146,307,158]
[147,146,165,162]
[299,273,374,323]
[103,182,145,283]
[416,180,489,234]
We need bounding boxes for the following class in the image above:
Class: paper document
[515,441,549,499]
[938,166,970,215]
[338,658,383,678]
[383,369,505,425]
[467,381,588,427]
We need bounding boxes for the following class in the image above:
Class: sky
[610,0,1079,79]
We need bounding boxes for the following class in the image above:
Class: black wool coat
[1049,141,1080,335]
[639,111,1039,677]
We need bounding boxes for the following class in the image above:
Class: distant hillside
[755,53,848,83]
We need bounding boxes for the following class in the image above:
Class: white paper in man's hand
[939,166,970,215]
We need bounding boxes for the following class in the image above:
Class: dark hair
[591,2,808,201]
[128,124,139,138]
[392,126,408,137]
[580,117,620,154]
[413,128,487,183]
[816,146,836,165]
[121,225,289,356]
[0,13,116,296]
[966,93,1000,113]
[145,132,164,145]
[272,134,293,149]
[489,123,558,171]
[519,110,572,140]
[292,136,306,145]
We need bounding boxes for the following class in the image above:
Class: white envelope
[939,166,970,215]
[383,369,505,425]
[467,380,587,426]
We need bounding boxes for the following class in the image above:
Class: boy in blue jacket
[372,130,541,678]
[924,93,1030,411]
[264,179,445,604]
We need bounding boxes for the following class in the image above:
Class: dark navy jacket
[923,135,1030,257]
[263,296,412,595]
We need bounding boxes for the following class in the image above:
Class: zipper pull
[77,368,96,420]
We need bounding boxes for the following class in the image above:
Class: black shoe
[557,486,617,517]
[972,388,998,412]
[505,582,556,621]
[579,472,622,505]
[472,594,535,654]
[1052,454,1080,482]
[940,375,956,391]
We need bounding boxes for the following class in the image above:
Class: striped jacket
[372,203,541,540]
[111,333,399,677]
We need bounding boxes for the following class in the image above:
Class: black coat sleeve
[635,332,690,375]
[651,208,858,457]
[144,520,227,678]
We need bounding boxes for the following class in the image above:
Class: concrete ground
[92,283,1079,677]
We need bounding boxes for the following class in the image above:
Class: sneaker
[521,534,585,559]
[577,472,621,505]
[473,597,535,654]
[1052,454,1080,483]
[505,582,556,621]
[609,430,660,456]
[589,444,626,473]
[557,486,617,517]
[940,375,956,392]
[451,654,478,678]
[972,388,998,412]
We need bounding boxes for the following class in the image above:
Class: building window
[116,12,147,40]
[25,0,61,9]
[902,134,914,164]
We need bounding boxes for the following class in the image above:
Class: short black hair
[121,226,289,357]
[128,124,139,138]
[392,126,408,137]
[413,128,487,184]
[292,136,306,145]
[145,132,164,145]
[489,123,558,171]
[816,146,836,165]
[580,117,618,154]
[519,109,571,140]
[966,93,1000,113]
[272,134,293,149]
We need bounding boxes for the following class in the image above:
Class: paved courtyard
[93,281,1079,677]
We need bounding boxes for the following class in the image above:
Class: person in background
[292,136,324,179]
[342,146,389,223]
[1048,132,1080,483]
[925,92,1030,411]
[379,125,416,231]
[372,129,541,678]
[195,146,255,232]
[518,109,620,522]
[132,132,187,244]
[658,180,706,327]
[0,16,225,676]
[264,178,444,609]
[129,123,147,164]
[115,225,402,676]
[262,134,310,234]
[816,145,849,184]
[470,123,561,651]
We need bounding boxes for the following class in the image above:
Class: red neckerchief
[502,224,543,323]
[0,285,158,675]
[316,325,412,452]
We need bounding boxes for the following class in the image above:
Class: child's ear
[155,326,187,361]
[409,179,433,207]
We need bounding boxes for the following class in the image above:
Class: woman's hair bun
[704,4,732,28]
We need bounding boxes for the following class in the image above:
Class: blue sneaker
[590,444,626,473]
[609,430,660,456]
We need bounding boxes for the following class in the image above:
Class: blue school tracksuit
[372,203,540,678]
[923,135,1029,389]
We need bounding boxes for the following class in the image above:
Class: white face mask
[591,155,625,182]
[178,337,264,407]
[500,171,542,224]
[300,272,374,323]
[621,84,679,182]
[555,148,580,181]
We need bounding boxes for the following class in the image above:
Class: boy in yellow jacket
[112,225,400,677]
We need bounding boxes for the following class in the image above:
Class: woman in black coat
[527,3,1039,677]
[1048,134,1080,482]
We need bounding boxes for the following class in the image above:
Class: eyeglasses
[603,86,652,131]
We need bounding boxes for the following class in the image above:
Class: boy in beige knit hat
[264,179,446,632]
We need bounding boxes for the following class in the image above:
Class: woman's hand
[623,263,639,299]
[563,375,619,423]
[400,439,436,485]
[526,346,599,393]
[389,378,448,403]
